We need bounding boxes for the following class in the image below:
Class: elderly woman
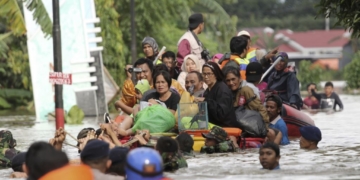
[177,54,205,90]
[223,66,269,124]
[118,70,180,136]
[194,62,238,127]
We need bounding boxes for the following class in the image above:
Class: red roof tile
[282,29,350,48]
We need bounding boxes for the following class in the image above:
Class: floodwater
[1,95,360,180]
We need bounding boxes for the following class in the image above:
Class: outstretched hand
[78,130,96,151]
[264,47,279,62]
[49,127,66,150]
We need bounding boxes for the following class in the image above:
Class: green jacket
[161,152,188,172]
[200,140,235,154]
[0,130,20,167]
[181,150,195,158]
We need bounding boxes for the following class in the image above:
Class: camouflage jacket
[181,150,195,157]
[0,130,20,168]
[161,152,188,172]
[200,140,235,154]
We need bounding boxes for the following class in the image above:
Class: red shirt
[303,96,319,109]
[176,39,191,69]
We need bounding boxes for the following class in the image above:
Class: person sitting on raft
[161,51,180,80]
[177,54,202,90]
[185,71,205,97]
[299,126,322,150]
[264,52,303,109]
[218,36,249,78]
[142,36,161,64]
[265,95,290,145]
[194,62,239,127]
[223,65,269,124]
[142,64,185,98]
[200,126,240,153]
[114,65,136,115]
[117,70,180,137]
[115,58,154,115]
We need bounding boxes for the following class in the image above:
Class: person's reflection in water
[299,126,322,150]
[259,142,281,170]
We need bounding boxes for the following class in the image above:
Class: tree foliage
[316,0,360,38]
[0,0,51,109]
[94,0,128,85]
[103,0,236,84]
[297,60,324,90]
[23,0,53,38]
[220,0,339,31]
[0,0,26,36]
[344,52,360,89]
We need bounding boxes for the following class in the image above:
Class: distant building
[240,27,355,70]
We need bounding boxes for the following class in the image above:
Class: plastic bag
[132,105,175,133]
[235,106,267,137]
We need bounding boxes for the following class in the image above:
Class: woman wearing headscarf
[142,37,161,64]
[212,53,223,64]
[194,62,238,127]
[177,54,206,90]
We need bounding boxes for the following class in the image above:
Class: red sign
[49,72,72,85]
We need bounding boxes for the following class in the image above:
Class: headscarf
[141,37,159,54]
[181,54,201,72]
[212,53,223,61]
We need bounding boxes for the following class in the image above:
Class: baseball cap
[300,126,322,142]
[246,62,263,82]
[201,126,228,143]
[237,30,251,38]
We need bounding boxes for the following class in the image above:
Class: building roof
[280,29,350,48]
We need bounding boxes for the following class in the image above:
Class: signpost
[52,0,64,129]
[49,72,72,85]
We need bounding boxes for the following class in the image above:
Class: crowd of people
[0,12,344,179]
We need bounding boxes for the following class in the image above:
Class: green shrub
[297,60,323,90]
[344,52,360,89]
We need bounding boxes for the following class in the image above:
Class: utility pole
[130,0,136,64]
[325,9,330,31]
[52,0,64,129]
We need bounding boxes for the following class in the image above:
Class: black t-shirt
[143,91,180,111]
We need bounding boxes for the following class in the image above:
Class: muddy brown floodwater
[1,95,360,180]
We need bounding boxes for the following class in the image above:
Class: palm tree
[0,0,52,40]
[0,0,51,89]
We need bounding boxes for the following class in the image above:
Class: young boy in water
[311,81,344,111]
[200,126,240,153]
[259,142,281,170]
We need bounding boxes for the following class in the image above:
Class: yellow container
[192,136,205,152]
